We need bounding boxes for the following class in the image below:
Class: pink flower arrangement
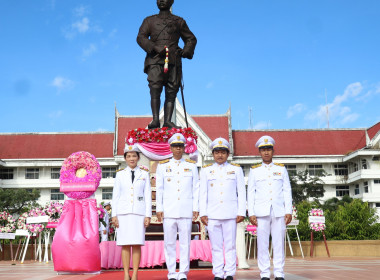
[98,205,107,228]
[17,208,47,234]
[308,208,326,232]
[60,151,102,199]
[308,208,324,216]
[43,202,64,231]
[292,205,298,220]
[310,223,326,232]
[126,127,198,144]
[0,211,16,233]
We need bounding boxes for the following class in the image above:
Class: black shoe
[214,278,223,280]
[179,278,187,280]
[225,276,233,280]
[261,278,270,280]
[275,278,285,280]
[169,278,176,280]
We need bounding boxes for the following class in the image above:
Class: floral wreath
[127,127,198,144]
[0,211,16,233]
[97,205,107,228]
[308,208,326,232]
[60,151,102,199]
[43,201,63,231]
[17,208,47,234]
[292,205,298,220]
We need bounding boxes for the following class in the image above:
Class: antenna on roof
[249,106,252,129]
[325,88,329,129]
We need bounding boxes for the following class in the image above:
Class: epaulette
[202,163,213,168]
[159,159,170,164]
[185,159,196,164]
[139,166,149,172]
[251,163,262,169]
[116,168,124,173]
[230,163,240,167]
[274,163,284,167]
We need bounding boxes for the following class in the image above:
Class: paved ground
[0,257,379,279]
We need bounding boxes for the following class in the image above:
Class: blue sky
[1,0,379,133]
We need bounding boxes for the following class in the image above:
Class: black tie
[131,170,135,183]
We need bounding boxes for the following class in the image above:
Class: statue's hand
[181,49,193,59]
[153,45,166,57]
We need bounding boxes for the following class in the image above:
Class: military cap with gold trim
[168,133,186,146]
[124,143,140,153]
[255,135,275,149]
[210,137,231,152]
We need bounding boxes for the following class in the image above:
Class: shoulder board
[230,163,240,167]
[202,163,213,168]
[251,164,262,169]
[274,163,284,167]
[185,159,196,164]
[116,168,124,173]
[159,159,170,164]
[139,166,149,172]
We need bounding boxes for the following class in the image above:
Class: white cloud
[206,81,214,89]
[50,76,74,92]
[82,43,97,58]
[49,110,63,119]
[253,121,272,130]
[287,103,306,118]
[73,5,90,17]
[305,82,363,127]
[72,17,89,33]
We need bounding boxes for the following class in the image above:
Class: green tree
[289,170,326,205]
[324,198,380,240]
[0,188,40,214]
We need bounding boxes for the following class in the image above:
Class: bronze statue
[137,0,197,129]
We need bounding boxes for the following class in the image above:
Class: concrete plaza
[0,257,379,280]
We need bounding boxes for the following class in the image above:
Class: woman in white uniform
[111,144,152,280]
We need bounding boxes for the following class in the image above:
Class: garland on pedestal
[0,211,16,233]
[308,208,326,232]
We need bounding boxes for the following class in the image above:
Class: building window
[373,156,379,161]
[354,184,360,195]
[336,186,349,197]
[364,181,369,193]
[102,188,113,200]
[362,159,368,169]
[0,168,14,179]
[25,168,39,179]
[374,179,380,184]
[51,189,64,200]
[102,167,117,179]
[375,203,380,208]
[51,168,61,179]
[334,164,348,176]
[352,163,358,172]
[285,165,297,176]
[308,165,323,176]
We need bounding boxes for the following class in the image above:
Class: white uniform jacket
[199,162,246,219]
[247,162,292,218]
[111,166,152,218]
[156,158,200,218]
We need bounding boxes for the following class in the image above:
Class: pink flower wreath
[60,151,102,199]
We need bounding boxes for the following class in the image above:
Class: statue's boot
[148,88,161,129]
[163,101,181,129]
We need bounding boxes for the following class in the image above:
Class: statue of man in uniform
[137,0,197,129]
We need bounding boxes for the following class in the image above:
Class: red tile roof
[192,115,229,141]
[233,129,367,156]
[116,116,151,155]
[0,133,114,159]
[367,122,380,140]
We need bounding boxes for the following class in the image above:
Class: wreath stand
[285,219,304,258]
[310,230,330,257]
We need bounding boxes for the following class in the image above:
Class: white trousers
[207,219,237,278]
[257,207,286,278]
[163,218,192,280]
[100,231,108,242]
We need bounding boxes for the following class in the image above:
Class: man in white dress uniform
[247,136,293,280]
[199,137,246,280]
[156,133,200,280]
[99,202,111,242]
